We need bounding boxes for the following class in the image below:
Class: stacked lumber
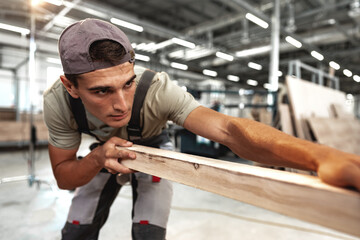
[285,76,347,140]
[0,114,48,146]
[285,76,359,155]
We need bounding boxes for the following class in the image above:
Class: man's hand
[91,137,136,174]
[316,146,360,191]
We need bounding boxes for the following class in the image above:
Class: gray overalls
[61,70,173,240]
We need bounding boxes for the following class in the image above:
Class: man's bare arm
[183,106,360,191]
[48,137,136,190]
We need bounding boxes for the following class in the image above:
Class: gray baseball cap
[59,18,135,75]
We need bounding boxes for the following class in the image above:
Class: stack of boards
[283,76,360,155]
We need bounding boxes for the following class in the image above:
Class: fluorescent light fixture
[170,62,188,70]
[343,69,352,77]
[245,13,269,29]
[203,69,217,77]
[263,83,272,89]
[46,57,61,64]
[329,61,340,70]
[172,37,196,49]
[346,94,354,100]
[248,62,262,71]
[239,103,245,109]
[152,39,173,51]
[353,75,360,82]
[216,51,234,61]
[236,45,271,57]
[227,75,239,82]
[311,51,324,61]
[135,53,150,62]
[131,43,137,48]
[44,0,62,6]
[285,36,302,48]
[0,23,30,35]
[247,79,258,86]
[110,18,143,32]
[277,71,283,77]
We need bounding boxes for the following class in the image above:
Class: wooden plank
[278,104,294,136]
[120,145,360,237]
[307,117,360,155]
[286,76,347,140]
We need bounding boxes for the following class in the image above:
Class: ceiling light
[277,71,283,77]
[135,54,150,62]
[236,46,271,57]
[285,36,302,48]
[110,18,143,32]
[245,13,269,29]
[263,83,272,89]
[353,75,360,82]
[0,23,30,35]
[152,39,173,51]
[172,38,196,49]
[329,61,340,70]
[216,51,234,61]
[248,62,262,71]
[247,79,258,86]
[311,51,324,61]
[203,69,217,77]
[227,75,239,82]
[46,57,61,64]
[346,94,354,100]
[343,69,352,77]
[170,62,188,70]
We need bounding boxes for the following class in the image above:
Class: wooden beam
[120,145,360,237]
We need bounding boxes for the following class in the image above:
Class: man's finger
[108,136,133,147]
[106,160,134,174]
[105,148,136,160]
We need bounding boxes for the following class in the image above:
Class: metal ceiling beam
[41,0,82,32]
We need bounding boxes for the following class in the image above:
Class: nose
[112,90,128,112]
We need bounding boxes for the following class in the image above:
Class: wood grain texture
[286,76,347,140]
[120,145,360,237]
[307,117,360,155]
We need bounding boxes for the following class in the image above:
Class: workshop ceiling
[0,0,359,93]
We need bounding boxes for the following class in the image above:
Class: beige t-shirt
[43,65,200,150]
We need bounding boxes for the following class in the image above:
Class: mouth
[108,112,128,121]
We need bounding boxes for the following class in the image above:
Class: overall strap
[127,69,156,141]
[68,93,102,142]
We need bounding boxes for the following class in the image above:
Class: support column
[268,0,280,91]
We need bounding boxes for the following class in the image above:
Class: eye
[94,88,109,95]
[125,79,135,88]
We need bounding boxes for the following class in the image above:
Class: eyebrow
[87,74,136,91]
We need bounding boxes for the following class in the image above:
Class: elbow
[55,177,75,190]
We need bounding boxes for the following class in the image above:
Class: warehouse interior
[0,0,360,239]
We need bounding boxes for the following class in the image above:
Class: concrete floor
[0,140,359,240]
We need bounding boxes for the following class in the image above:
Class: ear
[60,75,80,99]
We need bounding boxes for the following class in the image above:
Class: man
[43,18,360,240]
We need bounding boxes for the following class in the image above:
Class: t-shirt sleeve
[43,92,81,150]
[148,71,201,126]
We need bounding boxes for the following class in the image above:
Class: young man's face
[64,62,136,128]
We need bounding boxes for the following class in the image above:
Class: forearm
[50,147,102,189]
[225,118,322,171]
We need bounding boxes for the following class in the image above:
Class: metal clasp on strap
[127,126,142,141]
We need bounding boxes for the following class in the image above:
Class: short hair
[64,40,131,87]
